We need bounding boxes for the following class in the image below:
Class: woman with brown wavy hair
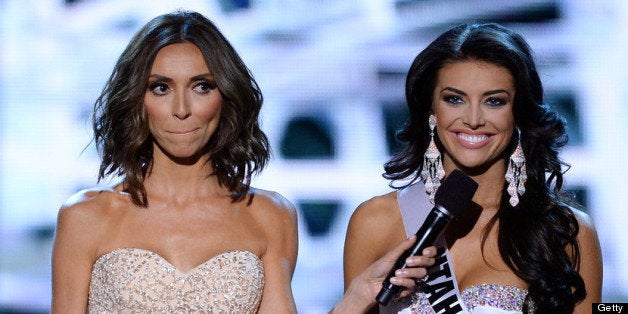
[51,10,297,313]
[343,23,601,313]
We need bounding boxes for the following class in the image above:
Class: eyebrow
[440,86,512,97]
[148,72,214,82]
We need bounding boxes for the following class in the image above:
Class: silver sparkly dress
[87,249,264,313]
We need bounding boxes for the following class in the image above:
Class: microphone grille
[434,169,479,216]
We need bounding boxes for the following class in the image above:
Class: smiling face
[432,60,515,173]
[144,42,222,162]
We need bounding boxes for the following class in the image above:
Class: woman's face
[144,42,222,160]
[432,60,515,172]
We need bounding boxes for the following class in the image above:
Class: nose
[462,102,485,129]
[172,92,191,120]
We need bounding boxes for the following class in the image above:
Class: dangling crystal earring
[421,114,445,204]
[505,128,527,206]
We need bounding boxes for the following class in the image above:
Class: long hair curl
[384,23,585,312]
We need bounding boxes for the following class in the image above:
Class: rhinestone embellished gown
[87,248,264,313]
[380,182,528,314]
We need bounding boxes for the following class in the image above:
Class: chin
[163,147,207,162]
[453,157,504,175]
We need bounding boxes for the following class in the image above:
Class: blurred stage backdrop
[1,0,627,312]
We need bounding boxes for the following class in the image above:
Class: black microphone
[376,169,478,306]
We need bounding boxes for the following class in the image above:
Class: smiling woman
[434,61,516,172]
[51,10,298,313]
[342,23,602,314]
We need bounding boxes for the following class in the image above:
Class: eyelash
[443,95,507,107]
[485,97,507,107]
[443,95,464,105]
[147,80,217,96]
[148,82,169,96]
[193,81,217,93]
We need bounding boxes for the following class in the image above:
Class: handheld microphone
[376,169,478,306]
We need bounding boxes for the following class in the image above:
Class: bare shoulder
[53,186,132,272]
[58,186,125,222]
[348,190,401,236]
[570,207,596,231]
[59,187,108,221]
[56,186,131,245]
[245,187,298,242]
[566,206,600,244]
[345,190,405,259]
[559,206,602,258]
[247,187,297,219]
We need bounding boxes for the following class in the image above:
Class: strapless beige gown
[87,248,264,313]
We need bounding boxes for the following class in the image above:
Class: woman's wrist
[333,276,376,314]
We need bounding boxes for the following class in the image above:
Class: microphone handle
[376,206,452,306]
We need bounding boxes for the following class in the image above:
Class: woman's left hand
[332,235,437,313]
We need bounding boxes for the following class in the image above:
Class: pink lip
[168,128,199,135]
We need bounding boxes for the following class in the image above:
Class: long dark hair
[93,10,270,206]
[385,23,585,313]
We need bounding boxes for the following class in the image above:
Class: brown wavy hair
[384,23,585,312]
[93,10,270,206]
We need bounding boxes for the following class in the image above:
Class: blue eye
[485,97,507,107]
[444,95,464,105]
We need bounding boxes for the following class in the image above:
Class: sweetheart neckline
[460,283,527,293]
[93,247,262,275]
[459,284,528,312]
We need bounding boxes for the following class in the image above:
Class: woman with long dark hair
[343,23,602,313]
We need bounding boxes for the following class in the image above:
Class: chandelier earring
[505,128,527,206]
[420,114,445,204]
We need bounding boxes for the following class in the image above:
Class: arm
[255,191,299,314]
[333,235,436,314]
[573,209,603,314]
[342,195,416,314]
[51,192,101,313]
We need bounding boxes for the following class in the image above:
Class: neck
[143,147,225,203]
[443,159,507,211]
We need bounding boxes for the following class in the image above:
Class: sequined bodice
[88,248,264,313]
[408,284,528,313]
